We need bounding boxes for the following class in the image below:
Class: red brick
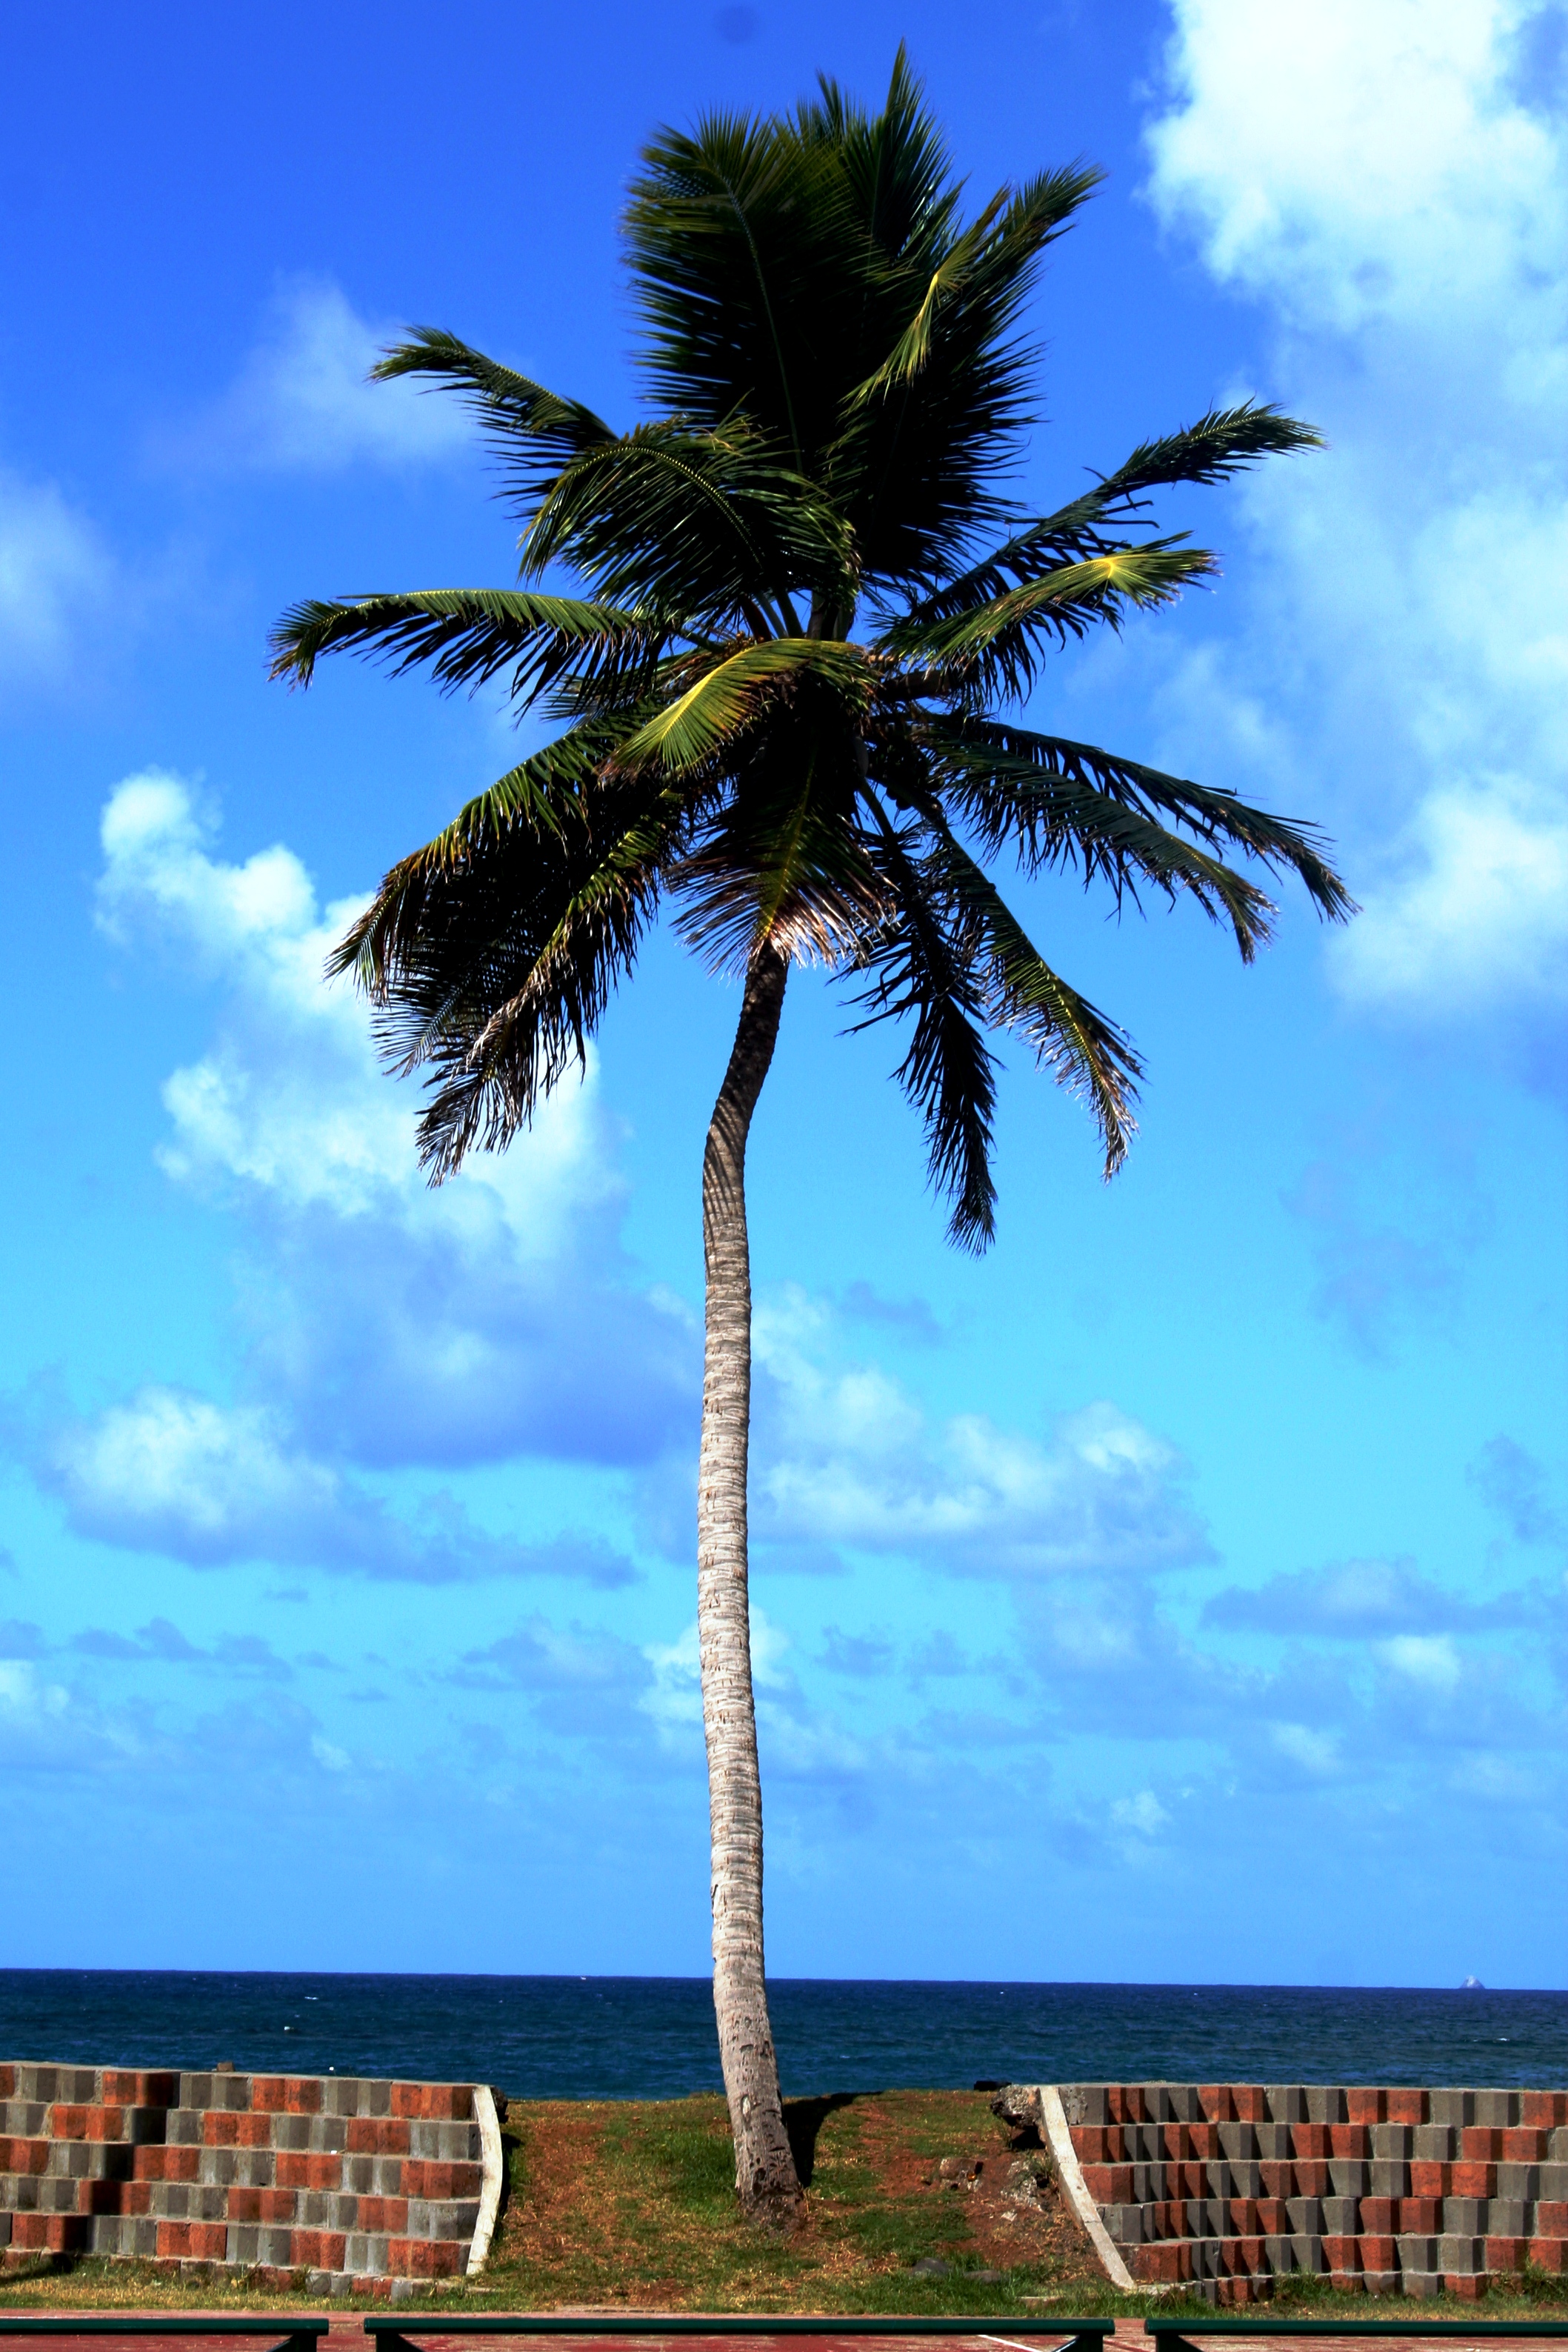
[387,2235,465,2279]
[1461,2126,1504,2161]
[227,2188,262,2225]
[203,2111,271,2147]
[1232,2086,1267,2123]
[12,2216,89,2254]
[100,2070,179,2108]
[1359,2235,1396,2271]
[1399,2197,1442,2231]
[1293,2124,1332,2159]
[1347,2088,1386,2125]
[390,2083,431,2119]
[1452,2162,1497,2198]
[1324,2236,1361,2276]
[401,2159,483,2200]
[0,2067,14,2100]
[1190,2123,1220,2158]
[1260,2162,1292,2199]
[1444,2275,1487,2300]
[1386,2088,1424,2125]
[290,2229,347,2269]
[1486,2236,1528,2272]
[1331,2124,1371,2158]
[126,2182,151,2216]
[355,2196,410,2233]
[1080,2163,1133,2202]
[252,2076,323,2116]
[1522,2093,1568,2128]
[1409,2160,1448,2198]
[1535,2203,1568,2236]
[156,2222,193,2258]
[48,2105,95,2139]
[1228,2199,1259,2234]
[259,2189,298,2224]
[1199,2085,1231,2122]
[1293,2161,1330,2196]
[1256,2199,1289,2233]
[1071,2127,1121,2162]
[1529,2239,1568,2276]
[1177,2161,1207,2197]
[189,2223,228,2260]
[1,2139,50,2176]
[276,2151,343,2191]
[134,2144,200,2181]
[79,2179,129,2215]
[1502,2128,1549,2162]
[1360,2197,1398,2232]
[1135,2243,1185,2283]
[346,2116,411,2154]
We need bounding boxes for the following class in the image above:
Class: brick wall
[1024,2079,1568,2306]
[0,2063,501,2296]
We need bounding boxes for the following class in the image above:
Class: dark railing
[364,2316,1115,2352]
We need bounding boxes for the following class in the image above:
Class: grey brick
[410,2119,481,2161]
[1398,2233,1438,2273]
[1329,2159,1370,2196]
[166,2107,204,2145]
[1204,2162,1232,2198]
[1497,2162,1539,2199]
[1474,2091,1518,2128]
[1539,2162,1568,2197]
[1291,2233,1326,2272]
[3,2179,39,2213]
[1105,2204,1143,2244]
[405,2195,480,2238]
[1287,2197,1324,2233]
[0,2102,48,2133]
[1372,2124,1413,2159]
[153,2183,190,2219]
[1218,2123,1258,2161]
[0,2215,10,2245]
[305,2116,349,2152]
[1061,2085,1109,2125]
[229,2225,260,2265]
[1253,2124,1290,2159]
[1440,2233,1484,2273]
[1404,2271,1443,2299]
[1490,2199,1529,2234]
[1168,2086,1201,2122]
[275,2114,314,2151]
[1322,2196,1359,2233]
[1428,2089,1475,2130]
[1443,2196,1488,2232]
[1548,2128,1568,2162]
[1305,2087,1347,2124]
[1370,2161,1409,2196]
[257,2225,294,2265]
[1193,2199,1219,2236]
[1266,2086,1307,2122]
[1413,2124,1456,2160]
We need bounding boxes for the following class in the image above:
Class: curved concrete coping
[468,2083,504,2274]
[1037,2082,1143,2296]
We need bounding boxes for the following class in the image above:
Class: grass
[3,2089,1567,2320]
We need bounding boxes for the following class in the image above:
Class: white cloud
[1380,1631,1464,1692]
[1144,0,1568,1018]
[0,464,110,684]
[750,1285,1207,1576]
[177,281,474,473]
[1270,1721,1341,1776]
[1112,1788,1170,1837]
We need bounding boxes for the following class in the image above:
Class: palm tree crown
[270,50,1352,1244]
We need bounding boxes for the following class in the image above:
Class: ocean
[2,1973,1564,2096]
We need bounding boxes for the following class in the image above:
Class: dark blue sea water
[2,1974,1564,2097]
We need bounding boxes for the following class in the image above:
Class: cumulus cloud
[1145,0,1568,1020]
[749,1286,1209,1578]
[37,1383,639,1584]
[93,772,697,1478]
[1469,1434,1565,1547]
[0,464,111,687]
[172,281,475,473]
[1203,1553,1549,1636]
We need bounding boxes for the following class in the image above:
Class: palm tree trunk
[697,936,801,2228]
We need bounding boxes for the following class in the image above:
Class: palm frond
[617,636,870,775]
[268,587,654,702]
[927,716,1355,924]
[373,327,615,506]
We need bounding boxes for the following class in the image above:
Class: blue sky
[1,0,1564,1994]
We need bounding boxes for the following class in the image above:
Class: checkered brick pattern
[0,2062,490,2296]
[1058,2081,1568,2307]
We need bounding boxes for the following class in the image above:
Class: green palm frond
[269,588,653,699]
[373,327,614,505]
[276,49,1350,1234]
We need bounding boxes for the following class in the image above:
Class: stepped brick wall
[1028,2080,1568,2306]
[0,2064,501,2296]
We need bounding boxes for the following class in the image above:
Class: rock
[973,2077,1004,2091]
[990,2083,1044,2136]
[909,2256,950,2276]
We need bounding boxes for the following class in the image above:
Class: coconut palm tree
[270,52,1352,2226]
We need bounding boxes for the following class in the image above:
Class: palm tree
[270,52,1352,2226]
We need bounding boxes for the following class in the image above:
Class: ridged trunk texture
[697,939,802,2228]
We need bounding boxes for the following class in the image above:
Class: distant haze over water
[3,1974,1564,2097]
